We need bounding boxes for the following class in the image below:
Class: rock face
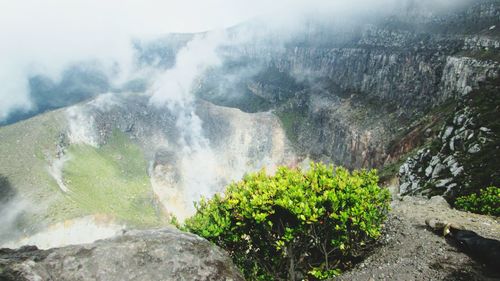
[192,0,500,169]
[0,228,244,281]
[398,78,500,199]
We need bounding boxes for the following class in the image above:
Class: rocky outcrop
[202,1,500,169]
[440,57,499,100]
[0,228,244,281]
[398,78,500,199]
[464,36,500,51]
[290,92,393,168]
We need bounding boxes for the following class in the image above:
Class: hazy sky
[0,0,472,121]
[0,0,296,120]
[1,0,266,34]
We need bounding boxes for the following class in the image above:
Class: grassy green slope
[63,130,163,227]
[0,109,165,231]
[0,110,77,226]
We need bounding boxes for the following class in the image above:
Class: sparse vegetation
[452,78,500,200]
[276,110,308,145]
[63,130,163,227]
[458,49,500,63]
[185,163,391,280]
[455,187,500,216]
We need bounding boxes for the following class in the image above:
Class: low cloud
[0,0,478,123]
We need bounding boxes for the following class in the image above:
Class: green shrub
[184,163,391,280]
[455,186,500,216]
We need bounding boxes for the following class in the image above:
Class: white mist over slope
[0,198,28,243]
[142,29,296,219]
[2,215,125,250]
[146,32,224,218]
[0,0,475,122]
[149,32,226,106]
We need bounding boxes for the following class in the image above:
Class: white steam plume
[148,32,227,218]
[149,32,225,107]
[0,197,28,244]
[2,215,125,249]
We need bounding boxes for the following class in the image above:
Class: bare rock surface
[334,196,500,281]
[0,227,244,281]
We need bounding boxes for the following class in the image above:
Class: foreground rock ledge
[0,228,244,281]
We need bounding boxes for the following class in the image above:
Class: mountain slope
[0,93,295,246]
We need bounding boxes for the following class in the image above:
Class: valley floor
[335,196,500,281]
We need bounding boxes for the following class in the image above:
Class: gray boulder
[0,228,244,281]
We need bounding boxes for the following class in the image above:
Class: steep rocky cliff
[192,1,500,171]
[398,77,500,200]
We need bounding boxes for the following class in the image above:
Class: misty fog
[0,0,474,124]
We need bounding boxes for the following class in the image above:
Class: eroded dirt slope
[335,196,500,281]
